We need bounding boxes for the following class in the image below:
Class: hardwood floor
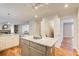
[0,46,53,56]
[0,46,21,56]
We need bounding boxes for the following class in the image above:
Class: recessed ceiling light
[64,4,69,8]
[35,15,38,18]
[45,3,48,5]
[7,22,10,24]
[34,6,38,10]
[40,4,43,7]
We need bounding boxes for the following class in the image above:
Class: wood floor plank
[0,46,21,56]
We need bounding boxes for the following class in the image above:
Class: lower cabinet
[21,43,30,56]
[20,39,52,56]
[0,35,19,51]
[30,47,45,56]
[0,39,6,51]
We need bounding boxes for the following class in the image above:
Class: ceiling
[0,3,79,24]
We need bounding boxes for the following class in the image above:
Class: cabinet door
[20,39,29,45]
[21,43,30,56]
[5,37,13,49]
[5,35,19,49]
[30,42,46,52]
[30,47,45,56]
[0,38,5,51]
[11,38,19,46]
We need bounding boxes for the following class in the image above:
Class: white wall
[60,17,76,48]
[18,19,35,35]
[53,16,61,47]
[68,8,79,51]
[41,15,61,47]
[41,18,54,37]
[77,8,79,49]
[47,15,77,48]
[73,12,78,50]
[29,19,35,35]
[11,24,14,34]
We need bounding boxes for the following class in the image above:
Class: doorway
[61,18,74,48]
[14,25,19,34]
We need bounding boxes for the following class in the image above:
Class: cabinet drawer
[21,39,29,45]
[5,39,19,44]
[30,46,45,56]
[30,42,46,52]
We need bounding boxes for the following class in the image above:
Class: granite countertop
[21,35,58,47]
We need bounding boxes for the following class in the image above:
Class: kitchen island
[20,35,58,56]
[0,34,19,51]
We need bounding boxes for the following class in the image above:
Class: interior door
[63,23,73,38]
[62,20,74,48]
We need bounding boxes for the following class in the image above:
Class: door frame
[60,17,74,46]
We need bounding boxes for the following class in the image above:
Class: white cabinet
[30,47,45,56]
[30,42,46,52]
[21,43,30,56]
[0,37,6,50]
[20,38,53,56]
[0,34,19,51]
[20,39,30,56]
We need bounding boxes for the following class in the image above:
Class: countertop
[21,35,58,47]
